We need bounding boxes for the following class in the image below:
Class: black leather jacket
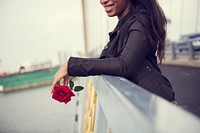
[68,10,175,101]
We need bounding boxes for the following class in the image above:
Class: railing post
[188,41,195,60]
[171,42,177,59]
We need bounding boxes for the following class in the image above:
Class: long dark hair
[131,0,167,63]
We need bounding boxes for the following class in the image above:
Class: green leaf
[69,80,74,90]
[74,86,84,92]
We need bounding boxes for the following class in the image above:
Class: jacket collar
[109,10,134,37]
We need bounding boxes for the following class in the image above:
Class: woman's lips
[104,5,114,12]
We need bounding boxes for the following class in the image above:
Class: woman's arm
[68,29,151,77]
[52,21,151,88]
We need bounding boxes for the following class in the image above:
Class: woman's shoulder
[128,9,149,32]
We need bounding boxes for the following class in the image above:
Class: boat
[0,66,59,93]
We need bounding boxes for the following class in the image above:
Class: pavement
[161,55,200,118]
[163,57,200,68]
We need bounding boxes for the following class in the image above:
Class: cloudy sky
[0,0,200,72]
[159,0,200,40]
[0,0,84,72]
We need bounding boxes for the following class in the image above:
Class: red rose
[52,86,75,104]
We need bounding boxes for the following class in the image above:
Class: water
[0,86,77,133]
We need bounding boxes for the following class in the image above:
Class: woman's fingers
[51,75,60,91]
[52,73,63,88]
[51,63,68,91]
[51,79,60,94]
[64,76,69,86]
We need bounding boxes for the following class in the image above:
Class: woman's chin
[106,13,116,17]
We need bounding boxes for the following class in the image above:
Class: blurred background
[0,0,200,133]
[0,0,200,72]
[0,0,84,73]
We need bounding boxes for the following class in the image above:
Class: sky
[0,0,84,72]
[159,0,200,40]
[0,0,200,73]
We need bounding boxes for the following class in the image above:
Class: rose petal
[52,85,75,104]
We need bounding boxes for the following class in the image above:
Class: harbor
[0,85,78,133]
[0,67,59,93]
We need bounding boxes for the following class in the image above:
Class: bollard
[188,41,195,60]
[171,42,176,59]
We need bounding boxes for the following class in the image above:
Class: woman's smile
[104,4,114,12]
[100,0,131,19]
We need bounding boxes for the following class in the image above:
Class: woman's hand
[51,63,69,90]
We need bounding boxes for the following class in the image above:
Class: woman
[52,0,176,102]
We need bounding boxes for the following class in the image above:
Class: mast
[180,0,184,35]
[81,0,88,56]
[195,0,200,32]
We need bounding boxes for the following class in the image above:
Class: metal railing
[77,75,200,133]
[166,41,200,60]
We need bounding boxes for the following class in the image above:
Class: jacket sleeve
[68,22,151,78]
